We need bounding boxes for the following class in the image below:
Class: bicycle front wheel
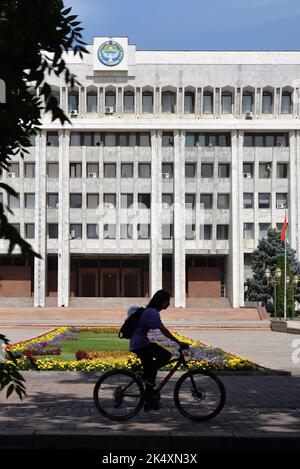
[93,369,144,421]
[174,370,226,421]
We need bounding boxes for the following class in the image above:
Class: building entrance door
[100,269,120,297]
[79,268,98,297]
[122,269,140,297]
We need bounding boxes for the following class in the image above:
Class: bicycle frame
[155,349,190,393]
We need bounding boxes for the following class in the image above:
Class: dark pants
[134,342,172,386]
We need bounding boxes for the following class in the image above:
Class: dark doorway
[102,272,118,297]
[82,273,96,297]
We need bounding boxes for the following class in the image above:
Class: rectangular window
[121,194,133,209]
[24,163,35,178]
[87,224,99,239]
[277,163,288,178]
[259,163,272,179]
[25,193,35,209]
[162,194,173,207]
[119,134,128,147]
[162,163,173,179]
[70,193,82,209]
[162,224,173,239]
[200,224,212,240]
[137,224,150,239]
[218,164,230,178]
[129,134,137,146]
[276,193,288,208]
[124,93,134,113]
[185,164,196,178]
[25,223,35,239]
[83,133,93,146]
[120,224,133,239]
[104,194,116,208]
[203,93,213,113]
[244,134,253,147]
[121,163,133,178]
[70,133,81,146]
[8,163,19,177]
[138,194,151,209]
[104,163,116,178]
[47,163,59,178]
[142,93,153,113]
[217,224,229,240]
[138,163,151,178]
[162,132,174,147]
[185,133,196,147]
[184,93,195,114]
[201,163,213,178]
[48,223,58,239]
[87,92,97,113]
[105,134,116,147]
[259,223,270,239]
[200,194,213,209]
[258,193,270,209]
[217,194,229,209]
[265,135,274,147]
[87,163,99,178]
[70,224,82,239]
[47,193,59,209]
[185,224,196,240]
[70,163,82,178]
[254,135,264,147]
[243,223,254,239]
[243,193,253,209]
[243,163,253,178]
[185,194,195,209]
[103,224,115,239]
[87,194,99,209]
[47,132,59,147]
[139,133,151,147]
[8,194,19,209]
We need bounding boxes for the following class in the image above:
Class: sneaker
[144,401,161,412]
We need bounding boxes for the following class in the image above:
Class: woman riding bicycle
[129,289,189,411]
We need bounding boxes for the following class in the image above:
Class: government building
[0,37,299,308]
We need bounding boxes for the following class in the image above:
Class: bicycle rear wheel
[174,370,226,421]
[93,369,144,421]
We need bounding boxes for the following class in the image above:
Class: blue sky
[66,0,300,50]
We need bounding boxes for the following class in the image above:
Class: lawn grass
[58,332,129,361]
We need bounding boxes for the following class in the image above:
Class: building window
[185,163,196,178]
[104,194,116,208]
[87,224,99,239]
[104,224,115,239]
[8,163,19,177]
[200,224,212,240]
[258,193,270,209]
[221,91,233,114]
[87,163,99,178]
[276,193,288,208]
[185,133,196,147]
[70,194,82,209]
[104,163,116,178]
[47,163,59,178]
[70,133,81,146]
[25,223,35,239]
[124,91,135,113]
[281,91,292,114]
[185,225,196,240]
[217,194,229,209]
[162,224,173,239]
[120,224,133,239]
[105,133,116,147]
[105,91,116,111]
[201,163,213,178]
[243,162,253,178]
[200,194,213,209]
[121,163,133,178]
[262,92,273,114]
[139,133,151,147]
[259,163,272,179]
[87,91,97,113]
[25,193,35,209]
[138,163,151,178]
[48,223,58,239]
[138,194,151,209]
[162,194,173,208]
[243,223,254,239]
[242,91,253,113]
[259,223,270,239]
[218,164,230,178]
[87,194,99,209]
[277,163,288,178]
[70,224,82,239]
[70,163,82,178]
[162,91,176,113]
[137,224,150,239]
[243,193,253,209]
[24,163,35,178]
[142,91,153,113]
[244,134,253,147]
[68,91,79,112]
[162,132,174,147]
[121,193,133,209]
[184,91,195,114]
[8,194,19,209]
[203,92,213,113]
[47,193,59,209]
[217,224,229,240]
[162,163,173,179]
[47,131,59,146]
[185,194,195,209]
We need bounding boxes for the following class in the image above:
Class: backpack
[118,307,145,339]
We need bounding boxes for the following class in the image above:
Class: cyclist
[129,289,189,411]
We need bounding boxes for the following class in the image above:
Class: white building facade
[1,37,300,308]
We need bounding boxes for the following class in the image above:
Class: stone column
[149,130,162,296]
[289,130,297,250]
[57,130,70,307]
[34,131,47,307]
[173,130,186,307]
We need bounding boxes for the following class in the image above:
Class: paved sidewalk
[1,372,300,449]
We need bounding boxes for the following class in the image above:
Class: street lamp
[264,267,282,318]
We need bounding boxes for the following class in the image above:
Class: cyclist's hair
[146,289,171,310]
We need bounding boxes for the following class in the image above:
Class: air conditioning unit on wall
[105,106,114,114]
[243,173,252,179]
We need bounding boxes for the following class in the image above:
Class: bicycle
[93,346,226,421]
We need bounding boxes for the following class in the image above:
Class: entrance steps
[68,297,232,309]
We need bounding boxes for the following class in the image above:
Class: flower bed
[6,326,264,373]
